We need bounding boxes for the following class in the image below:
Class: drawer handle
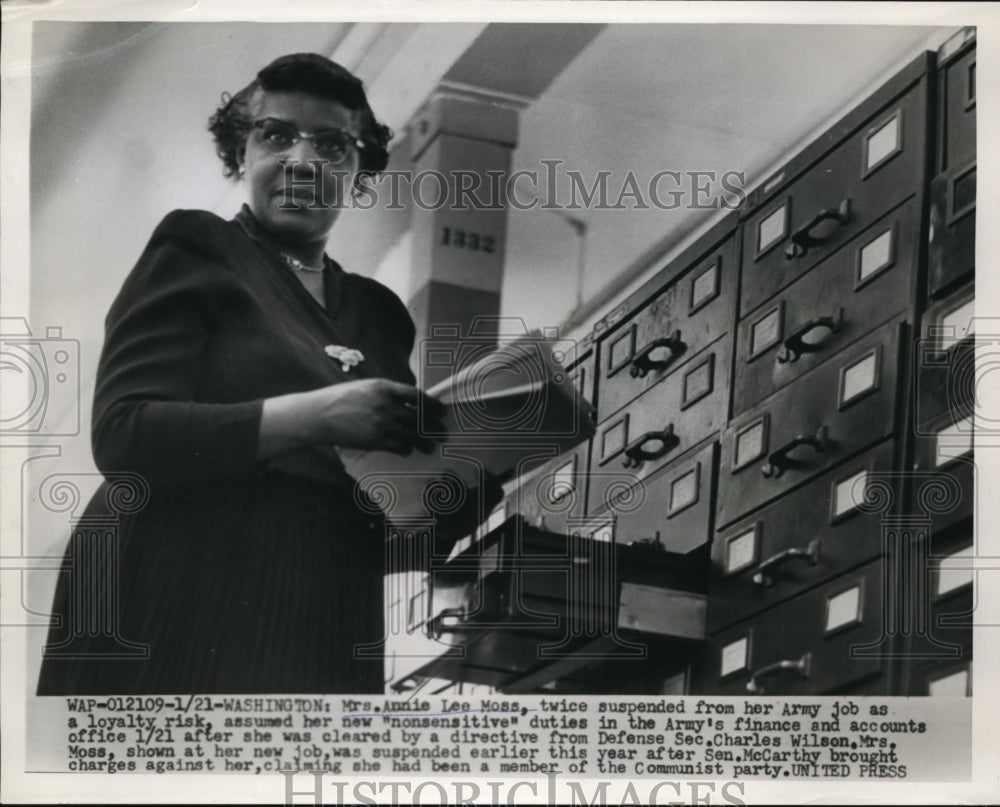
[777,308,844,364]
[760,425,829,478]
[752,539,820,587]
[428,606,468,640]
[629,330,685,378]
[784,198,852,259]
[746,652,812,694]
[622,424,677,469]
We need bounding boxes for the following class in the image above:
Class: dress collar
[232,204,341,274]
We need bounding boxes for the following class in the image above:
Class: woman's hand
[259,379,446,458]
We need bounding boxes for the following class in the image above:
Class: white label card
[670,468,698,513]
[752,308,781,354]
[721,637,749,677]
[841,352,878,405]
[758,205,787,253]
[834,470,868,517]
[692,262,719,308]
[935,417,974,466]
[602,419,628,459]
[550,459,575,502]
[609,329,633,370]
[929,669,969,697]
[726,528,757,573]
[939,298,975,349]
[859,228,893,281]
[937,546,973,595]
[866,115,900,171]
[736,422,765,468]
[684,360,712,403]
[826,586,861,632]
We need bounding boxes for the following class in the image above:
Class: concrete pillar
[406,93,519,389]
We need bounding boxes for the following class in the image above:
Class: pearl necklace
[280,252,325,273]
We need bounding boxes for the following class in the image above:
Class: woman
[37,53,487,695]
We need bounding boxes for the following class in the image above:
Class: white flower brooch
[325,345,365,373]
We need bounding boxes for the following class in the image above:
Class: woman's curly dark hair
[208,53,392,182]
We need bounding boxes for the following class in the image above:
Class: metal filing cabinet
[388,39,978,697]
[902,29,977,696]
[703,50,935,697]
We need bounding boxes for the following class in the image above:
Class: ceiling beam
[336,22,491,137]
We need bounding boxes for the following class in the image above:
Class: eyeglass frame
[251,117,367,164]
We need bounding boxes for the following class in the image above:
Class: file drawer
[915,283,974,427]
[718,316,907,528]
[709,439,896,632]
[596,237,736,422]
[928,163,975,298]
[706,559,887,695]
[591,337,729,483]
[421,517,708,688]
[739,78,929,316]
[939,34,976,173]
[909,659,973,697]
[734,197,920,415]
[586,440,717,555]
[912,412,975,534]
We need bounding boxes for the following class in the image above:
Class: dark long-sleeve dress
[36,205,417,694]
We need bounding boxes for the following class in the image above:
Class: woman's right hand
[259,379,447,459]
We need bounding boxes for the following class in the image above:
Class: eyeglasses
[252,118,366,164]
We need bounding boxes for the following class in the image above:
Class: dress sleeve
[91,210,265,488]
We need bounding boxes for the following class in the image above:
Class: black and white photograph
[1,1,997,804]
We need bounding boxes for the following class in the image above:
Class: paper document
[340,332,595,525]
